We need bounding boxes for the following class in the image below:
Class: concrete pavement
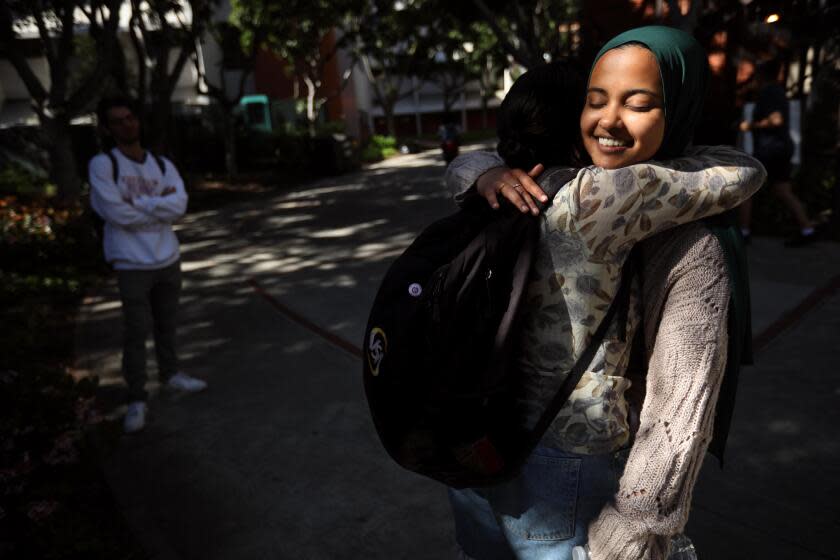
[75,145,840,559]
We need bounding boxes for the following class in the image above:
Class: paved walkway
[75,145,840,560]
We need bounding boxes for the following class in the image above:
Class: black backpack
[362,167,634,488]
[89,150,167,239]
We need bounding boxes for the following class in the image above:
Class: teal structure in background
[237,95,308,134]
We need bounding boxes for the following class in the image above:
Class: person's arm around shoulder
[131,157,188,223]
[89,154,161,229]
[445,151,547,213]
[445,151,506,204]
[561,145,765,260]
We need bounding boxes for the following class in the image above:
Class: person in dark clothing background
[738,59,818,247]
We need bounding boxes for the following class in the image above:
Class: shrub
[0,195,135,557]
[233,129,359,178]
[360,135,398,163]
[0,197,105,368]
[0,163,54,198]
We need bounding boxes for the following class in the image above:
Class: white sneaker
[124,401,147,433]
[166,372,207,393]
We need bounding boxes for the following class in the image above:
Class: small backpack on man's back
[362,167,632,488]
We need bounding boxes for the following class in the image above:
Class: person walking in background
[89,96,207,434]
[738,59,818,247]
[438,114,462,165]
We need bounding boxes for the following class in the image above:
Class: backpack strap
[616,246,641,342]
[522,254,635,455]
[106,150,119,184]
[151,152,166,175]
[705,212,752,466]
[105,150,166,184]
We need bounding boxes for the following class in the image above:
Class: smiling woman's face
[580,45,665,169]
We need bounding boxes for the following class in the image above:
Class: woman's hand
[476,164,547,214]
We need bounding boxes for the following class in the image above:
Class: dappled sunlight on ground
[72,141,840,559]
[75,149,460,417]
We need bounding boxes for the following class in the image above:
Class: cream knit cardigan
[587,222,731,560]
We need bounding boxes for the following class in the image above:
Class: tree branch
[65,0,122,116]
[471,0,537,67]
[162,39,195,100]
[129,0,148,105]
[0,1,49,104]
[52,3,78,106]
[79,3,95,24]
[30,0,57,68]
[514,1,535,55]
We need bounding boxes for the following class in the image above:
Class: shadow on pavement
[75,146,840,559]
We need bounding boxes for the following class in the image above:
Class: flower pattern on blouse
[445,146,765,454]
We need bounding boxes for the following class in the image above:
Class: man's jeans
[448,446,627,560]
[117,260,181,402]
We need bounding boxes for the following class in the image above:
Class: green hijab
[591,25,709,158]
[594,26,749,466]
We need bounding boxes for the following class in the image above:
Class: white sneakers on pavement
[123,373,207,434]
[166,372,208,393]
[123,401,147,434]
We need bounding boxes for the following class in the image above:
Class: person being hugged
[445,26,764,560]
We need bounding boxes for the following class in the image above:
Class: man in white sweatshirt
[89,97,207,434]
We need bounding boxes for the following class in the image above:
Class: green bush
[315,120,347,136]
[0,163,54,198]
[0,195,136,558]
[360,144,383,163]
[1,198,106,370]
[1,199,104,295]
[234,129,360,177]
[360,135,398,163]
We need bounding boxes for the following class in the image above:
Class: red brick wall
[253,30,346,123]
[254,50,295,99]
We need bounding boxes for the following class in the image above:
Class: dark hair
[496,61,585,170]
[96,96,138,127]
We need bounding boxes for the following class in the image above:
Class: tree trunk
[222,109,238,178]
[481,91,489,130]
[304,75,318,137]
[384,107,396,138]
[147,97,173,155]
[42,116,82,203]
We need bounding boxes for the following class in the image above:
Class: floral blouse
[445,146,766,454]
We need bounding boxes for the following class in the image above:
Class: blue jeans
[448,447,626,560]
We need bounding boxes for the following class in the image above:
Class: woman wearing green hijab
[443,26,763,560]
